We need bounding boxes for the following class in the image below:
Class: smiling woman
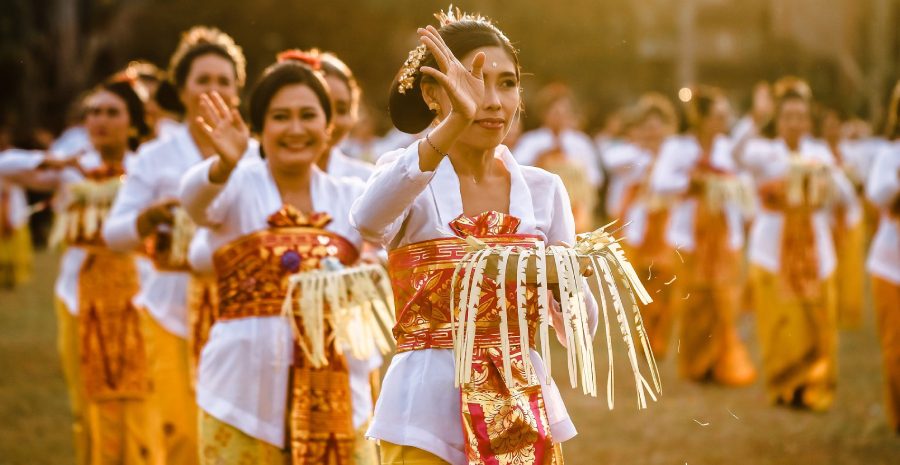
[351,7,598,465]
[179,53,379,464]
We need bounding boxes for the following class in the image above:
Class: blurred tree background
[1,0,899,136]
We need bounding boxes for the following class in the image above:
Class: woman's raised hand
[418,25,485,122]
[197,91,248,168]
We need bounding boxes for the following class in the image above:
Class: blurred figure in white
[621,93,679,358]
[867,80,900,434]
[817,107,866,329]
[513,82,602,232]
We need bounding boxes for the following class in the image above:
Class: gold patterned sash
[78,247,149,400]
[211,205,359,463]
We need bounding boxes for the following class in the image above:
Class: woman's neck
[316,146,333,172]
[448,142,496,182]
[783,136,802,152]
[269,161,313,207]
[98,145,126,164]
[696,130,716,155]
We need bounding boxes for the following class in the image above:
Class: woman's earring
[428,102,441,114]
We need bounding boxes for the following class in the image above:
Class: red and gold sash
[387,210,561,465]
[212,204,359,464]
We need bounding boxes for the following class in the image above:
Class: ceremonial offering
[145,207,197,271]
[49,174,124,247]
[450,220,660,409]
[281,259,397,366]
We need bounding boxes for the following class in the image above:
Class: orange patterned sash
[387,210,560,465]
[211,204,359,463]
[78,248,149,400]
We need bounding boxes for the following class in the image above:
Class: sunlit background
[2,1,900,463]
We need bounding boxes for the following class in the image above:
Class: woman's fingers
[470,51,486,80]
[199,94,222,127]
[426,25,454,61]
[210,91,233,124]
[195,116,213,135]
[419,33,449,73]
[419,66,451,90]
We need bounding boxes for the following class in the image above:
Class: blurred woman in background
[866,80,900,433]
[103,26,254,465]
[652,86,757,386]
[743,77,856,411]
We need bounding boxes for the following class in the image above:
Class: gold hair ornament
[397,5,499,95]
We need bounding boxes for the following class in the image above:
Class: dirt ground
[1,251,899,464]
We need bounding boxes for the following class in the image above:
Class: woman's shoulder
[519,164,564,193]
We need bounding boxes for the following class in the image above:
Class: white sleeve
[574,135,603,187]
[0,150,44,176]
[178,157,236,228]
[866,147,900,209]
[103,155,157,251]
[350,140,436,244]
[650,145,690,195]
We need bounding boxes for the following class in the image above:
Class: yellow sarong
[675,252,757,386]
[834,220,865,329]
[56,299,92,465]
[140,310,198,465]
[0,224,33,287]
[751,265,838,410]
[873,277,900,433]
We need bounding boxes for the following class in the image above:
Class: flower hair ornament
[277,49,322,70]
[397,5,497,95]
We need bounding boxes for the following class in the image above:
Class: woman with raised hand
[180,53,376,463]
[102,27,256,464]
[351,9,596,465]
[743,77,855,411]
[650,86,757,386]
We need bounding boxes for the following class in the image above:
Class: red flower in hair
[276,50,321,70]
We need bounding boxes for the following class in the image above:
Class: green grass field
[1,251,899,464]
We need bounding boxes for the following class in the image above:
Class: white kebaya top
[513,128,604,187]
[651,135,746,252]
[351,140,598,465]
[866,141,900,284]
[180,155,371,447]
[103,125,259,337]
[741,137,855,278]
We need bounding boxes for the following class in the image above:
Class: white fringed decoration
[280,262,396,369]
[448,221,661,409]
[49,176,123,247]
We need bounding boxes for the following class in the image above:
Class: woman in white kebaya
[650,86,757,387]
[866,80,900,434]
[352,11,596,465]
[102,27,254,464]
[742,77,855,411]
[180,53,375,463]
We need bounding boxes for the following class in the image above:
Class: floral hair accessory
[277,50,322,70]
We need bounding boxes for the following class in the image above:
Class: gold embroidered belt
[212,226,360,464]
[212,227,359,321]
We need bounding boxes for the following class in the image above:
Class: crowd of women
[0,6,898,465]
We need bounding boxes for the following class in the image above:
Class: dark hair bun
[388,71,433,134]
